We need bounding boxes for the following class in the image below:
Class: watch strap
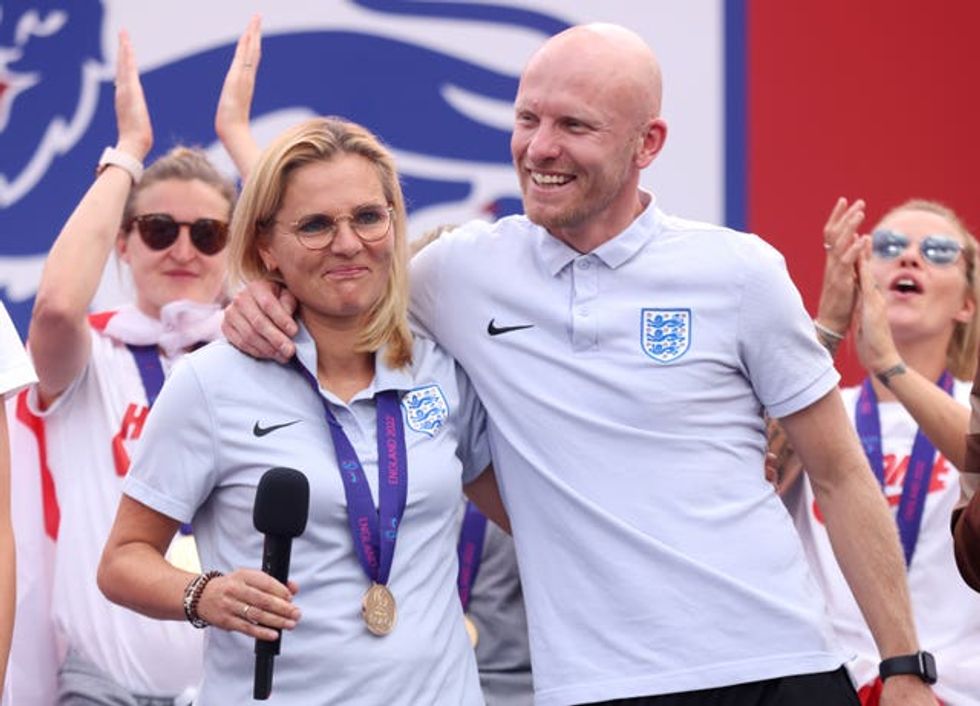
[96,146,144,184]
[879,650,938,685]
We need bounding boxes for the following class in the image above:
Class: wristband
[95,146,144,184]
[813,320,845,342]
[813,320,844,356]
[182,570,223,628]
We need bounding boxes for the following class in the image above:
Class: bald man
[222,23,936,706]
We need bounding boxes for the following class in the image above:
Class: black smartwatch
[879,651,937,685]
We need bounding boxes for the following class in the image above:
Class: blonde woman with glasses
[98,117,505,705]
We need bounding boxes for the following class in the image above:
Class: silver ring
[241,603,253,620]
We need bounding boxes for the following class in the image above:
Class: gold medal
[361,582,397,636]
[464,614,479,647]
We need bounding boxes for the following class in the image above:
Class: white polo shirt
[411,198,844,705]
[124,327,489,705]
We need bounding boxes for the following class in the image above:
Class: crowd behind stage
[2,15,980,706]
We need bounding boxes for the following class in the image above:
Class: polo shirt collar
[537,190,662,275]
[293,321,414,402]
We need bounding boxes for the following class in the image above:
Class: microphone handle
[256,534,292,658]
[263,534,294,584]
[254,653,274,700]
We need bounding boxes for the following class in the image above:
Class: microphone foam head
[253,467,310,537]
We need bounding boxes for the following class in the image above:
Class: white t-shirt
[25,316,204,696]
[0,303,35,706]
[790,380,980,705]
[411,199,844,705]
[0,303,35,398]
[124,327,490,705]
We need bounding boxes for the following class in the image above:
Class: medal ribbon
[127,344,193,534]
[290,358,407,586]
[854,370,953,566]
[456,501,488,611]
[127,344,165,406]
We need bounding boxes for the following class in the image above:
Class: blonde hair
[122,146,237,227]
[410,224,456,258]
[877,199,979,380]
[229,116,412,369]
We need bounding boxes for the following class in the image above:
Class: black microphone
[252,467,310,701]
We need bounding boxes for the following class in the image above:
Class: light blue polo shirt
[411,197,845,706]
[125,325,489,705]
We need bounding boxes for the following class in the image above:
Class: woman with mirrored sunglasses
[777,197,980,705]
[18,30,237,706]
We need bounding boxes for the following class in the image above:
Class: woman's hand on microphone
[198,568,300,640]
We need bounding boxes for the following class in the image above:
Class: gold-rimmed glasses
[279,205,393,250]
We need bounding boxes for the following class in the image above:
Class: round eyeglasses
[279,205,393,250]
[871,229,963,267]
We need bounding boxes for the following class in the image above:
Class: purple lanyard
[456,501,488,611]
[128,344,195,534]
[290,358,407,586]
[854,371,953,567]
[127,344,165,406]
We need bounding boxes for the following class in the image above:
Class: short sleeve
[123,358,218,523]
[0,302,36,398]
[736,240,839,418]
[453,362,490,485]
[409,232,448,342]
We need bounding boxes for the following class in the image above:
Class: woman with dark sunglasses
[777,198,980,705]
[20,31,236,705]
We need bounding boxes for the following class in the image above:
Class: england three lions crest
[402,385,449,437]
[641,308,691,363]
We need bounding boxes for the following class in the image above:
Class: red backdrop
[746,0,980,384]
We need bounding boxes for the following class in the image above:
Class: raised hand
[815,197,866,339]
[854,238,902,376]
[114,30,152,162]
[215,14,263,178]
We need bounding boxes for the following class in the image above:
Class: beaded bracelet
[183,570,223,628]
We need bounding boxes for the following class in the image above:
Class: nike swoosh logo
[487,319,535,336]
[253,420,301,437]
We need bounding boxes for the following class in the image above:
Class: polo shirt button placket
[571,255,599,351]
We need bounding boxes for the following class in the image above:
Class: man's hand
[223,280,298,363]
[880,674,940,706]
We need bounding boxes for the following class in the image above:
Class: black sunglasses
[129,213,229,256]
